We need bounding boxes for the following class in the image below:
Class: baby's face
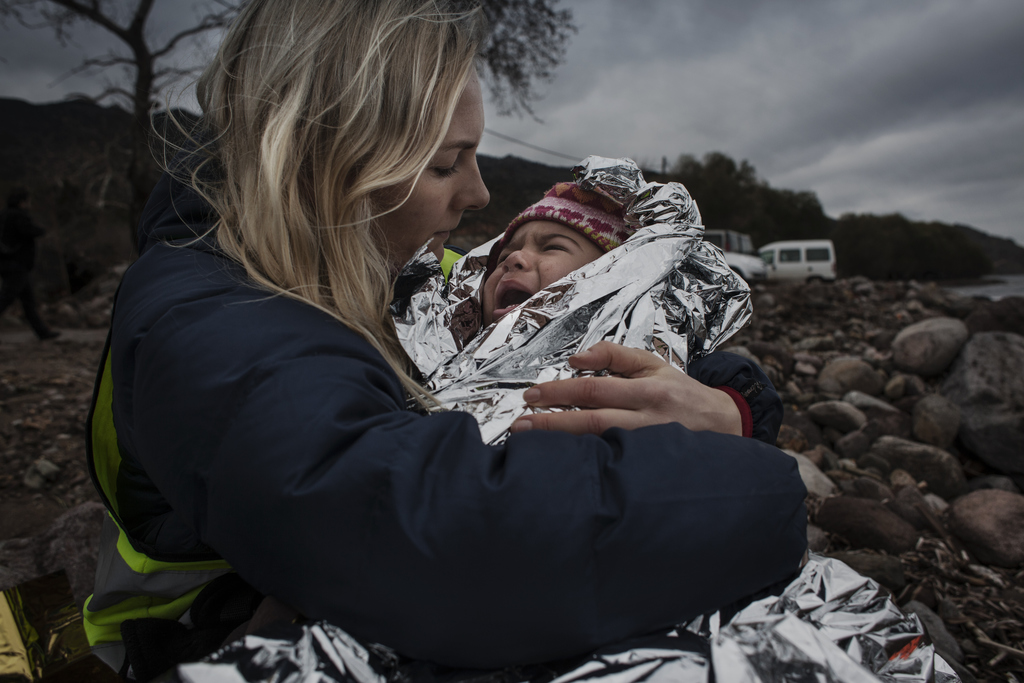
[481,220,604,326]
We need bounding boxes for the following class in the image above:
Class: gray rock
[889,468,918,491]
[0,503,106,608]
[885,484,930,530]
[884,375,906,400]
[966,475,1021,494]
[867,436,967,500]
[834,426,875,459]
[803,444,840,472]
[844,476,894,501]
[892,317,969,377]
[843,390,899,413]
[818,358,884,396]
[783,412,823,449]
[22,468,46,491]
[902,600,964,663]
[857,452,893,477]
[924,493,949,513]
[947,489,1024,567]
[783,450,837,498]
[746,341,795,378]
[807,524,829,552]
[776,424,809,453]
[865,411,913,441]
[793,352,823,370]
[912,395,961,450]
[815,497,919,554]
[794,361,818,376]
[807,400,868,433]
[794,336,835,352]
[828,551,906,591]
[942,332,1024,487]
[34,458,61,480]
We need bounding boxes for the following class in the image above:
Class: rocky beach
[2,271,1023,681]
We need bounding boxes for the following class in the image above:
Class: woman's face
[377,75,490,269]
[481,221,604,326]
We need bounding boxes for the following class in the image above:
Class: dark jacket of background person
[106,170,807,668]
[0,205,44,271]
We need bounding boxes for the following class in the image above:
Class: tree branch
[152,5,237,58]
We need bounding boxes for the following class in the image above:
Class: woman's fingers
[523,375,653,410]
[568,341,665,377]
[511,409,642,436]
[518,341,744,437]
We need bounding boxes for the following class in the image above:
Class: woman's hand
[510,341,742,436]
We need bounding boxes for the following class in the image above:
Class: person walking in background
[0,187,60,341]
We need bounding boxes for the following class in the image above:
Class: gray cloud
[480,0,1024,243]
[1,0,1020,242]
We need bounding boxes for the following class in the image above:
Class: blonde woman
[84,0,806,677]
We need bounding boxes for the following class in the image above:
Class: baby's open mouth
[498,288,532,310]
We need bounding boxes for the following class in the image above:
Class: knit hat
[486,182,633,276]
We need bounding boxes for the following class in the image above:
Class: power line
[483,128,581,163]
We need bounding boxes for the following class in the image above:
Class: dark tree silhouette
[471,0,576,116]
[0,0,243,243]
[1,0,577,246]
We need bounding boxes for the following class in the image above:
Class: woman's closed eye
[432,163,458,178]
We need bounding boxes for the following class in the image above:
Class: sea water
[944,274,1024,301]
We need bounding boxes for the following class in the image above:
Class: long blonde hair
[187,0,485,398]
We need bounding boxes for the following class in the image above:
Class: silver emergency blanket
[172,555,960,682]
[392,156,751,444]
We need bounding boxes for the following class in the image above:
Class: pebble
[891,317,969,377]
[901,600,964,664]
[942,332,1024,488]
[884,375,906,400]
[842,476,893,501]
[866,436,966,500]
[815,497,919,555]
[828,550,905,591]
[884,484,930,530]
[807,400,867,433]
[842,390,899,413]
[775,424,808,452]
[783,450,837,498]
[965,475,1020,494]
[947,489,1024,567]
[794,361,818,376]
[911,394,960,450]
[806,524,829,552]
[817,357,885,397]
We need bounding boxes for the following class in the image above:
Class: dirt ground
[0,328,106,542]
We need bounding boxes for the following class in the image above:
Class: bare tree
[0,0,242,241]
[473,0,576,117]
[0,0,575,242]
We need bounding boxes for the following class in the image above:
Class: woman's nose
[459,156,490,211]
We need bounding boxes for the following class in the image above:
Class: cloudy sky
[1,0,1022,244]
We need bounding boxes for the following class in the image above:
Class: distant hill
[952,224,1024,275]
[451,154,571,250]
[1,97,1020,301]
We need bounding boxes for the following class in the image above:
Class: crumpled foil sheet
[170,555,960,682]
[392,156,751,444]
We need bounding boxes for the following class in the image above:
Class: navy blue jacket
[109,172,806,668]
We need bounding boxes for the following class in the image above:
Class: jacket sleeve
[112,242,806,670]
[688,351,784,445]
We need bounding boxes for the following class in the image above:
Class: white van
[702,229,768,282]
[758,240,837,282]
